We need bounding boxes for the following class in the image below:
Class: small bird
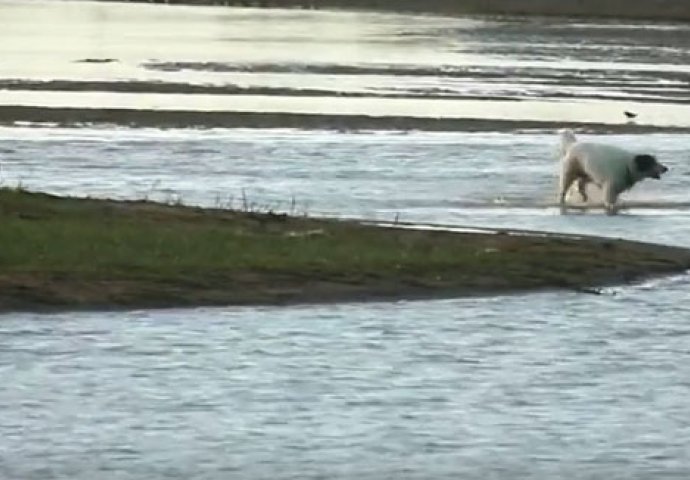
[624,111,638,119]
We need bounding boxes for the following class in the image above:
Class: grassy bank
[1,188,690,312]
[99,0,690,22]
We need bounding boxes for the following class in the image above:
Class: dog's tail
[557,128,577,160]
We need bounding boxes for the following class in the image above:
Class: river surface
[1,1,690,479]
[2,0,690,126]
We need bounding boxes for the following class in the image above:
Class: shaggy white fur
[556,130,668,215]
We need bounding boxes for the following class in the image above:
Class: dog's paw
[604,205,618,216]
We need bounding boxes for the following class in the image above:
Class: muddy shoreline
[3,105,688,133]
[96,0,690,22]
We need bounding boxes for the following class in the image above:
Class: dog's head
[634,154,668,180]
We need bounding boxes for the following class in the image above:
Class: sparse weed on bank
[1,188,689,312]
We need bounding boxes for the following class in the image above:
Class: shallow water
[2,1,690,478]
[3,126,690,245]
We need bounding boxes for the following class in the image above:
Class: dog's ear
[634,154,657,172]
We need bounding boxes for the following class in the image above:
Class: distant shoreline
[96,0,690,22]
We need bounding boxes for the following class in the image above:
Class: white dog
[557,129,668,215]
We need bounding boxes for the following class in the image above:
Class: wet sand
[2,105,688,133]
[97,0,690,22]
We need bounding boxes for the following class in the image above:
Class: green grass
[1,187,689,311]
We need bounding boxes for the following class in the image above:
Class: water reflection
[1,0,690,126]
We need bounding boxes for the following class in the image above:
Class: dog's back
[566,141,632,186]
[568,142,631,164]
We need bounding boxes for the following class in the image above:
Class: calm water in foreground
[1,0,690,478]
[2,282,690,479]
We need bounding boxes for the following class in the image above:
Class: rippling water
[2,1,690,478]
[3,126,690,244]
[2,282,690,479]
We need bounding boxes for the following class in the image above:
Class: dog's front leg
[557,191,567,214]
[557,190,569,214]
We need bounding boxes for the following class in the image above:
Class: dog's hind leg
[603,182,619,215]
[557,165,578,213]
[577,177,589,203]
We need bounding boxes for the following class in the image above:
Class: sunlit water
[2,1,690,478]
[2,0,690,126]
